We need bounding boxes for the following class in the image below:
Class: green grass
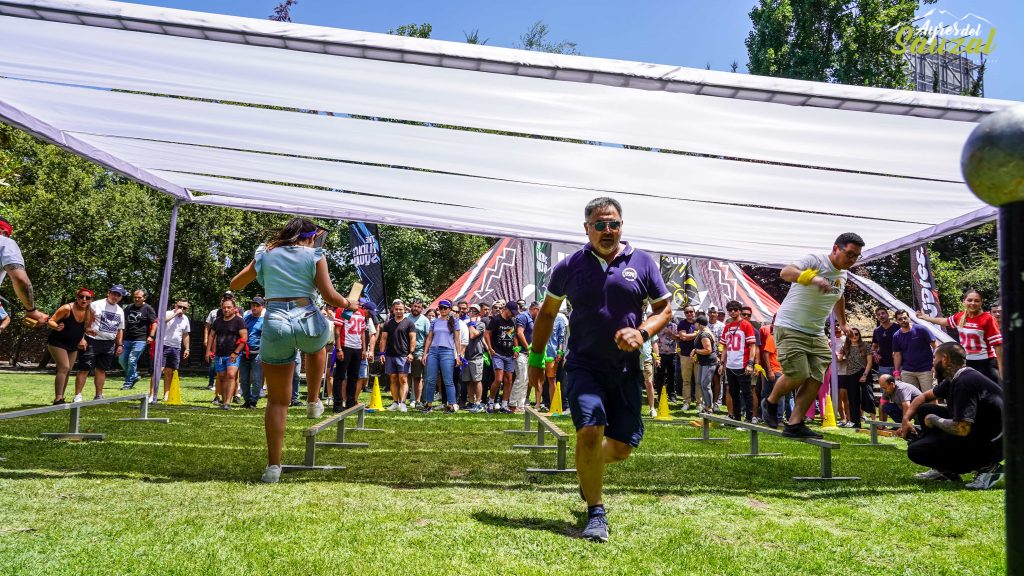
[0,372,1005,575]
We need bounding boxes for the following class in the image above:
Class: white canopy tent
[0,0,1012,383]
[0,0,1016,265]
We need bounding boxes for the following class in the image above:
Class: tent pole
[959,105,1023,574]
[828,313,839,421]
[150,200,181,399]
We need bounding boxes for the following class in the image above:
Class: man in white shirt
[156,299,192,403]
[73,284,127,401]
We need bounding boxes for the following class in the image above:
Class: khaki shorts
[775,326,831,383]
[642,359,654,383]
[901,370,934,392]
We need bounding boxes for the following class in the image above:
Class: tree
[387,23,432,39]
[517,20,580,55]
[269,0,298,23]
[463,29,489,45]
[746,0,934,89]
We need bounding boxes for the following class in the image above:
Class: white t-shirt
[89,299,126,341]
[774,253,847,335]
[164,314,191,349]
[0,236,25,289]
[709,320,725,342]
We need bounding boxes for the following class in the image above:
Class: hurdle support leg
[41,406,104,441]
[730,429,781,457]
[316,417,369,449]
[351,407,383,433]
[282,435,347,472]
[682,416,728,441]
[793,446,859,481]
[117,395,171,424]
[504,409,535,434]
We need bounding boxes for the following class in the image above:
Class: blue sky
[132,0,1021,100]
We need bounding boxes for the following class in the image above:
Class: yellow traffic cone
[167,370,182,405]
[821,393,838,429]
[548,382,563,417]
[655,385,673,421]
[367,379,384,412]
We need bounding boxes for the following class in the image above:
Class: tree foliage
[517,20,580,55]
[746,0,934,88]
[269,0,298,23]
[387,23,432,39]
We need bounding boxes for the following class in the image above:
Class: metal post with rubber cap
[961,104,1024,574]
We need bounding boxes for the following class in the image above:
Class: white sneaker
[915,468,950,481]
[387,402,400,412]
[682,402,691,411]
[163,393,169,402]
[307,401,324,419]
[398,402,408,413]
[648,407,657,418]
[451,404,459,412]
[73,394,83,403]
[261,465,282,483]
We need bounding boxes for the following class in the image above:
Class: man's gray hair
[584,197,623,221]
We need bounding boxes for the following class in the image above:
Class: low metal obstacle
[281,403,379,473]
[699,413,858,481]
[0,394,169,442]
[508,406,575,474]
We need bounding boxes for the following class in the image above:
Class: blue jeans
[423,347,455,405]
[239,352,263,404]
[697,363,715,408]
[119,340,148,386]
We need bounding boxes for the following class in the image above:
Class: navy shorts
[566,366,644,448]
[163,347,181,370]
[385,355,410,375]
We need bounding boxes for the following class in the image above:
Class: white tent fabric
[0,0,1017,266]
[0,17,987,183]
[848,274,954,343]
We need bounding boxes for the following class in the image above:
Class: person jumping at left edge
[761,233,863,438]
[529,197,673,543]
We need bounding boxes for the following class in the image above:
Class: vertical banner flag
[349,222,387,314]
[660,255,699,310]
[534,241,552,300]
[910,244,942,317]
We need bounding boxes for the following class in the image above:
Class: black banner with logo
[349,222,387,314]
[660,255,699,310]
[910,244,942,317]
[534,241,552,300]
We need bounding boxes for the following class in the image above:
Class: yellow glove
[797,268,819,286]
[754,364,767,378]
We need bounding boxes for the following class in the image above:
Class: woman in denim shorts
[232,218,358,483]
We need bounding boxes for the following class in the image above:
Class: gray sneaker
[581,514,609,543]
[915,468,959,481]
[965,463,1004,490]
[261,464,282,483]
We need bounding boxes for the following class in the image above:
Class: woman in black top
[46,288,94,404]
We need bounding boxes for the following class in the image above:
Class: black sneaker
[121,383,133,390]
[782,422,823,439]
[289,399,304,407]
[332,403,343,414]
[966,463,1004,489]
[761,399,779,429]
[581,513,609,543]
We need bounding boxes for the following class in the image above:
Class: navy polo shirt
[547,242,670,372]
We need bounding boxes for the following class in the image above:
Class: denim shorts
[359,359,368,379]
[214,354,241,373]
[261,301,330,365]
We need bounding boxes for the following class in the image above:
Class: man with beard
[120,289,157,390]
[898,342,1004,489]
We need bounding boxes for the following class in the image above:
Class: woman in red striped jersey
[917,290,1002,383]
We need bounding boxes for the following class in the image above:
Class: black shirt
[677,319,696,355]
[211,315,246,357]
[932,367,1003,442]
[383,317,415,357]
[124,303,157,341]
[488,314,517,357]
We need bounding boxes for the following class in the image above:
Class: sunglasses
[77,294,93,301]
[684,310,695,314]
[175,304,189,310]
[439,305,451,310]
[741,312,751,317]
[588,220,622,232]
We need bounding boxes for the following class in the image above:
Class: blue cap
[359,297,377,316]
[439,299,453,308]
[109,284,127,296]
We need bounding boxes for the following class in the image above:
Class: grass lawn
[0,372,1005,575]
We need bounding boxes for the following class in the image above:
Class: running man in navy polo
[529,197,673,543]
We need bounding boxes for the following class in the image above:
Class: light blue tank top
[254,243,323,299]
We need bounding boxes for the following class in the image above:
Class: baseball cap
[221,290,235,300]
[108,284,127,296]
[469,303,481,312]
[251,296,266,306]
[438,299,453,309]
[506,301,520,314]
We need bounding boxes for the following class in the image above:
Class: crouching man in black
[898,342,1004,489]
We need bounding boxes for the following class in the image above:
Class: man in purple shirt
[872,308,899,377]
[529,197,673,543]
[892,309,937,391]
